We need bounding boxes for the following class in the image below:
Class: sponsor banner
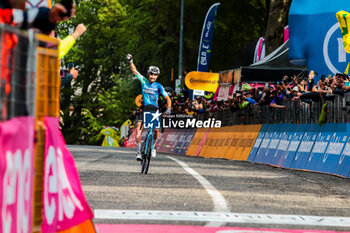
[125,128,137,148]
[279,124,306,168]
[263,125,284,165]
[197,3,220,72]
[224,125,242,160]
[218,70,233,84]
[247,124,269,162]
[199,128,215,158]
[42,117,94,233]
[335,124,350,177]
[155,129,180,154]
[173,129,197,155]
[184,71,219,92]
[154,129,166,151]
[206,127,227,159]
[253,124,276,163]
[305,124,344,173]
[216,85,230,101]
[0,116,35,233]
[291,124,320,170]
[322,125,348,174]
[186,128,209,156]
[231,125,247,160]
[270,124,293,166]
[215,126,234,159]
[238,125,262,161]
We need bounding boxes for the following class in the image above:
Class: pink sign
[42,116,94,232]
[125,128,137,148]
[0,116,35,233]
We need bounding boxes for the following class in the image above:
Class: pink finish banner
[42,116,94,233]
[0,116,35,233]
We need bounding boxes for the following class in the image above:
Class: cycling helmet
[147,66,160,75]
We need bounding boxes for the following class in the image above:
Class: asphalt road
[68,145,350,232]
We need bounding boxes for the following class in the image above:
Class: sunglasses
[149,72,159,76]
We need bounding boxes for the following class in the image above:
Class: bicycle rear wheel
[141,134,152,174]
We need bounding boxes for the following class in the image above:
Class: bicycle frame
[144,128,153,156]
[141,128,154,174]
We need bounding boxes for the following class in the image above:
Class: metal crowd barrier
[0,25,60,232]
[202,93,350,126]
[0,25,37,120]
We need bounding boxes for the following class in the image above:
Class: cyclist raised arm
[127,54,171,161]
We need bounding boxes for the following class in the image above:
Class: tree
[264,0,292,54]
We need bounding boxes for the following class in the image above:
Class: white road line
[166,156,230,227]
[68,147,133,154]
[94,210,350,227]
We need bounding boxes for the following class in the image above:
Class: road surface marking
[166,156,230,227]
[94,210,350,227]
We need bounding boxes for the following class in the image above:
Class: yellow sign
[135,94,143,107]
[185,71,219,92]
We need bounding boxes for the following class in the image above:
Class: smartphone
[67,63,75,70]
[345,81,350,87]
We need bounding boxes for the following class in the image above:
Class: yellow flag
[336,10,350,53]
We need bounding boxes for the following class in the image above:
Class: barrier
[253,124,276,163]
[278,124,306,168]
[335,124,350,177]
[291,124,320,170]
[320,124,347,174]
[247,124,269,162]
[199,127,216,158]
[269,124,293,166]
[245,123,350,178]
[241,125,262,160]
[172,129,196,154]
[223,125,242,160]
[125,128,137,147]
[186,128,209,156]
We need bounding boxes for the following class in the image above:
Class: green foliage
[55,0,275,144]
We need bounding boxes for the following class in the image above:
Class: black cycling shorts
[136,105,159,123]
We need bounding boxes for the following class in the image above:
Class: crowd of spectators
[130,71,350,121]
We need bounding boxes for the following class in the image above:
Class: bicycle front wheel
[141,135,152,174]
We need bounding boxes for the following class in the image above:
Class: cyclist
[127,54,171,161]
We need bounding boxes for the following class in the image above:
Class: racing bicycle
[140,125,154,174]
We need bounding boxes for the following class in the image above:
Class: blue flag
[197,3,220,72]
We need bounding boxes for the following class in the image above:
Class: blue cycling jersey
[136,72,168,107]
